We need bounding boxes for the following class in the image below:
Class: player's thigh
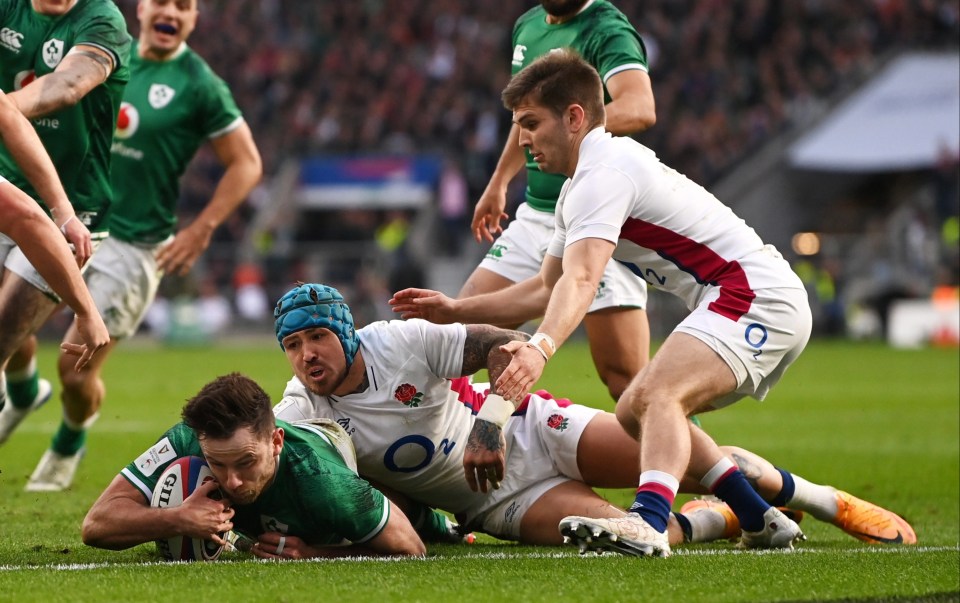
[583,307,649,380]
[519,480,624,545]
[625,331,738,416]
[85,238,162,339]
[466,204,552,298]
[575,410,640,488]
[458,266,517,298]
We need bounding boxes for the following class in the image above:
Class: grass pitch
[0,337,957,602]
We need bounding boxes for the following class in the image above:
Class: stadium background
[39,0,959,347]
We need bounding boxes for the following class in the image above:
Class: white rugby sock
[683,509,729,543]
[786,475,839,522]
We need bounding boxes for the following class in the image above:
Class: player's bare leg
[0,275,58,444]
[458,267,523,328]
[522,480,685,547]
[583,307,648,400]
[24,322,116,491]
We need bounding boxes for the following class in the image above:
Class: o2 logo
[384,435,456,473]
[744,323,768,360]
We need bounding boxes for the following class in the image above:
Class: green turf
[0,338,957,602]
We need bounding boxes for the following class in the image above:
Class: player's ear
[272,427,284,455]
[566,104,587,132]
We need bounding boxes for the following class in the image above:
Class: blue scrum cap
[274,283,360,368]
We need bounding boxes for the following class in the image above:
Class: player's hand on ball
[182,479,234,544]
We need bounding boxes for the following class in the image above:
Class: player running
[23,0,262,492]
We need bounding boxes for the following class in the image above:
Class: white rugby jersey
[548,128,804,321]
[274,319,558,515]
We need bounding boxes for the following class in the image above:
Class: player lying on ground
[274,283,914,551]
[82,373,428,559]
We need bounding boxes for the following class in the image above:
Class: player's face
[200,426,283,506]
[31,0,79,15]
[514,101,576,177]
[282,327,349,396]
[138,0,199,59]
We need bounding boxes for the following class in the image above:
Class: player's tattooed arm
[8,45,113,119]
[460,324,530,386]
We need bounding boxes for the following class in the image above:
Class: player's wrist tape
[476,394,515,428]
[526,332,556,361]
[58,214,78,235]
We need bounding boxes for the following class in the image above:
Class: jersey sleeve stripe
[603,63,648,82]
[290,422,334,447]
[69,43,121,74]
[352,499,391,544]
[120,467,152,502]
[207,116,244,140]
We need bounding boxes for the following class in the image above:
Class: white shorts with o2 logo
[676,286,812,408]
[478,203,647,312]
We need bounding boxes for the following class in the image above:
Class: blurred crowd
[105,0,959,339]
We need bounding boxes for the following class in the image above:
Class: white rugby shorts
[460,393,601,539]
[676,285,812,408]
[478,203,647,312]
[83,236,171,338]
[0,230,107,303]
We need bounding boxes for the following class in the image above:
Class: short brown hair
[502,49,605,128]
[181,373,275,440]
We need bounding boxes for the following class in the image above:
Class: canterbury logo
[1,27,24,51]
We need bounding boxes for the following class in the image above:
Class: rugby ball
[150,456,225,562]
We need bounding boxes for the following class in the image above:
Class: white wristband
[527,332,556,361]
[475,394,515,428]
[58,214,78,235]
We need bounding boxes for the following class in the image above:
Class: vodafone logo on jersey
[13,70,36,90]
[115,102,140,139]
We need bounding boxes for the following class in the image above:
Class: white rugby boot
[738,507,806,549]
[25,447,86,492]
[559,513,671,557]
[0,378,52,445]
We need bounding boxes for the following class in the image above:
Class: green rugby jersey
[0,0,130,226]
[109,41,242,243]
[511,0,648,212]
[122,420,391,546]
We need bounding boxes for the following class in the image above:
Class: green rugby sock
[51,421,87,456]
[7,371,39,410]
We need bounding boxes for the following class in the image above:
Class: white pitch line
[0,545,957,572]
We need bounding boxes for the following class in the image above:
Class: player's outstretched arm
[156,123,262,276]
[250,500,426,559]
[82,475,233,550]
[0,91,93,265]
[390,271,552,326]
[471,123,526,243]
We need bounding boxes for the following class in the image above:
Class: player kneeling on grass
[272,283,915,553]
[82,372,429,559]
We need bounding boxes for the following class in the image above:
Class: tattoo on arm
[466,420,504,453]
[732,453,763,489]
[460,324,529,381]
